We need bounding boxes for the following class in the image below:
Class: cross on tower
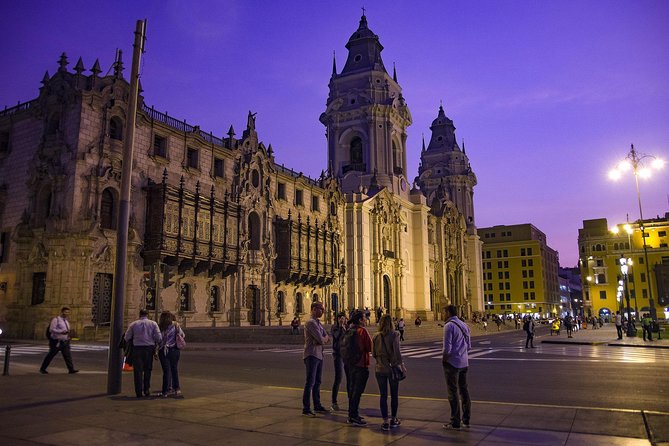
[362,6,366,16]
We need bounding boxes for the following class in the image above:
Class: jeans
[347,366,369,419]
[525,332,534,348]
[443,362,471,426]
[331,355,344,405]
[302,356,323,411]
[40,339,75,372]
[616,324,623,339]
[375,373,399,420]
[132,346,155,397]
[158,347,181,394]
[643,326,653,341]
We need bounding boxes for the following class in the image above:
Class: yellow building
[578,215,669,320]
[478,224,560,318]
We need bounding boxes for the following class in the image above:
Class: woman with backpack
[158,311,185,397]
[372,314,405,431]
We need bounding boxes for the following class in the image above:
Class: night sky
[2,1,668,266]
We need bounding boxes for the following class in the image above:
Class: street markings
[0,344,109,357]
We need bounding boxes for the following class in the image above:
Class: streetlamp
[620,256,635,336]
[608,144,664,320]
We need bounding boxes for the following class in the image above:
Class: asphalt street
[5,325,669,413]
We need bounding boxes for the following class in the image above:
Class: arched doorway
[383,275,391,312]
[247,285,260,325]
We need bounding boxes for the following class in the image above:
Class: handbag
[381,334,406,381]
[175,324,186,350]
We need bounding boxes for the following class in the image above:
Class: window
[659,231,667,237]
[350,137,363,164]
[498,282,504,290]
[528,259,534,266]
[47,113,60,135]
[179,283,191,311]
[505,283,510,290]
[527,248,533,256]
[530,292,536,300]
[0,131,9,154]
[209,286,220,312]
[498,272,503,279]
[187,147,199,169]
[295,292,304,314]
[32,272,46,305]
[642,289,648,298]
[523,292,529,301]
[153,135,167,158]
[505,271,510,279]
[312,196,320,212]
[278,183,286,200]
[249,212,261,250]
[522,270,527,278]
[0,232,9,263]
[277,291,285,313]
[499,294,504,302]
[503,250,508,257]
[497,261,502,268]
[295,189,303,206]
[640,273,646,282]
[487,272,492,280]
[521,260,526,267]
[109,117,123,140]
[504,261,509,268]
[529,270,534,278]
[599,290,607,300]
[521,248,526,256]
[523,281,528,289]
[529,281,535,288]
[214,158,224,178]
[639,257,644,264]
[506,293,511,301]
[596,273,605,284]
[496,250,501,258]
[330,201,337,216]
[100,188,116,229]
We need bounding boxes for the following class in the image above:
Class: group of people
[301,301,472,431]
[40,307,185,399]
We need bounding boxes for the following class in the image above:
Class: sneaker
[347,417,367,427]
[330,403,340,412]
[390,418,401,428]
[462,422,470,428]
[68,370,79,374]
[302,410,316,417]
[381,422,390,431]
[443,422,460,430]
[314,406,329,413]
[174,389,182,396]
[39,369,48,374]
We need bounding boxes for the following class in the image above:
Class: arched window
[295,292,303,315]
[179,283,191,311]
[210,286,220,312]
[249,212,261,250]
[100,188,116,229]
[277,291,285,313]
[350,137,363,164]
[109,117,123,140]
[392,141,402,174]
[312,293,319,302]
[47,113,60,135]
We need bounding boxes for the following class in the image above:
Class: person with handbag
[372,314,405,431]
[158,311,185,397]
[442,304,472,430]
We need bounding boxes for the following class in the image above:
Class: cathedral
[0,15,483,338]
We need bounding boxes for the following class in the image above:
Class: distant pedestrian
[615,311,623,340]
[495,316,502,331]
[441,305,472,430]
[40,307,79,374]
[641,313,653,341]
[523,316,535,348]
[345,310,373,426]
[376,306,383,324]
[124,309,162,398]
[330,311,347,412]
[291,317,300,335]
[302,301,330,416]
[158,311,184,397]
[415,316,422,328]
[397,318,405,341]
[564,314,574,338]
[373,314,405,431]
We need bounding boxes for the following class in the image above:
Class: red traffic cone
[122,358,133,371]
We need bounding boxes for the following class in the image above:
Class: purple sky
[2,1,668,266]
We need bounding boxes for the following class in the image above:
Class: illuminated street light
[619,257,635,336]
[608,144,664,320]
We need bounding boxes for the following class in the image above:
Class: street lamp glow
[610,226,620,234]
[623,224,632,234]
[638,167,652,179]
[617,160,632,172]
[608,169,622,181]
[651,158,665,170]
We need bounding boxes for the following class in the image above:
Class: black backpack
[523,320,530,332]
[45,324,52,339]
[339,327,361,366]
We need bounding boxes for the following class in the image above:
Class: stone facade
[0,15,483,338]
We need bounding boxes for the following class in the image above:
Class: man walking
[442,305,472,430]
[302,301,330,416]
[615,311,623,340]
[40,307,78,374]
[524,316,536,348]
[124,309,162,398]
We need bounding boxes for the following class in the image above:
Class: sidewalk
[1,362,666,445]
[540,323,669,348]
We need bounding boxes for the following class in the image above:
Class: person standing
[330,311,347,412]
[291,317,300,335]
[373,314,405,431]
[40,307,79,374]
[564,314,574,339]
[346,310,373,426]
[158,311,184,397]
[524,316,536,348]
[124,309,162,398]
[642,313,653,341]
[441,305,472,430]
[397,318,405,341]
[615,311,623,340]
[302,301,330,416]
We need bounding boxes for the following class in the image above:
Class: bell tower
[320,14,412,196]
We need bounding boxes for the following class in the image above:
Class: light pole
[608,144,664,320]
[619,256,635,336]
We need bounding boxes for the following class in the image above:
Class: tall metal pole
[107,19,146,395]
[629,144,656,321]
